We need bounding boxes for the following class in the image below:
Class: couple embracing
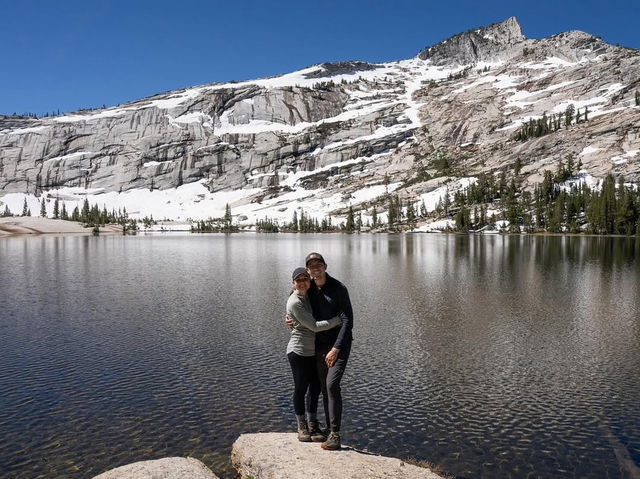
[285,252,353,451]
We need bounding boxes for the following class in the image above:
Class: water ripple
[1,234,639,478]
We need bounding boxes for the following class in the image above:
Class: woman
[286,267,342,442]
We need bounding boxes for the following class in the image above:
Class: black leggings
[287,352,321,416]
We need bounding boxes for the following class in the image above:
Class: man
[289,252,353,450]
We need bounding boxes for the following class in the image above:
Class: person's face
[293,274,311,294]
[306,260,326,280]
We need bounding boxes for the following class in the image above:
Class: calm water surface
[0,234,639,478]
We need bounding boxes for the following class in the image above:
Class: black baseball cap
[292,267,311,281]
[305,252,326,266]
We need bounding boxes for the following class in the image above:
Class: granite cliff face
[1,17,639,225]
[0,84,357,193]
[418,16,526,65]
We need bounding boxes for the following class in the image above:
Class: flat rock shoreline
[93,457,218,479]
[91,433,446,479]
[0,217,121,236]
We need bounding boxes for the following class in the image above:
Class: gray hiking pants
[316,345,350,432]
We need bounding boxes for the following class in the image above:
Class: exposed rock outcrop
[303,61,380,78]
[92,457,219,479]
[231,433,445,479]
[418,17,525,65]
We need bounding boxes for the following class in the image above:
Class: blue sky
[1,0,638,116]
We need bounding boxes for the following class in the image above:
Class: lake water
[1,233,639,478]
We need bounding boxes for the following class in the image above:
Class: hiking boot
[297,421,312,442]
[321,431,341,450]
[308,421,326,442]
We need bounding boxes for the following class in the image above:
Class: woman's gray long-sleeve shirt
[286,292,341,357]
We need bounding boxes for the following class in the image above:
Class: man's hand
[285,314,294,330]
[325,347,339,368]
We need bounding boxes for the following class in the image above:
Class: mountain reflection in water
[0,234,638,478]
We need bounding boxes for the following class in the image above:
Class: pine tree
[53,197,60,219]
[443,189,451,216]
[22,198,28,216]
[61,203,69,221]
[2,205,11,217]
[82,198,90,222]
[455,206,471,232]
[397,196,404,222]
[90,204,100,225]
[548,200,562,233]
[387,195,396,226]
[565,104,575,127]
[541,170,555,203]
[345,206,355,232]
[224,203,232,232]
[40,198,47,217]
[534,186,545,229]
[480,205,487,227]
[594,174,618,234]
[406,201,416,223]
[514,158,522,178]
[614,177,635,235]
[371,207,378,228]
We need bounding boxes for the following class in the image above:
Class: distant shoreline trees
[441,159,640,236]
[6,165,640,237]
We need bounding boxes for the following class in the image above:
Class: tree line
[448,158,640,235]
[256,209,341,233]
[3,197,137,233]
[191,204,237,233]
[6,161,640,237]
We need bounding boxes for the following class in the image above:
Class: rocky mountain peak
[528,30,613,62]
[417,16,525,65]
[1,17,639,230]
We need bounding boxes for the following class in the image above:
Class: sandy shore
[0,217,122,237]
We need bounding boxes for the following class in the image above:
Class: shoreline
[92,433,448,479]
[2,217,639,239]
[0,217,122,237]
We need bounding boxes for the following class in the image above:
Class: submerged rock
[92,457,219,479]
[231,432,446,479]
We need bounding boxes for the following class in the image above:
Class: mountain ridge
[1,17,639,230]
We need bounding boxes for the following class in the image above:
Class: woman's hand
[285,314,294,330]
[325,347,339,368]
